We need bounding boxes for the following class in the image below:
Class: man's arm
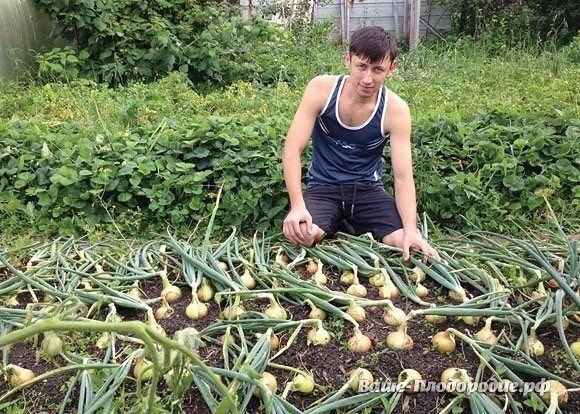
[282,76,333,245]
[387,92,439,259]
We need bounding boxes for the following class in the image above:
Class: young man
[282,25,438,260]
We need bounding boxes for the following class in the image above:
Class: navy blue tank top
[307,75,389,187]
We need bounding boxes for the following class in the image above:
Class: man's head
[348,26,397,65]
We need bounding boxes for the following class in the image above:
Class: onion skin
[397,369,423,393]
[541,380,568,406]
[570,340,580,357]
[346,303,366,323]
[293,373,315,394]
[348,368,374,392]
[6,364,36,387]
[254,372,277,398]
[347,329,372,353]
[432,331,456,354]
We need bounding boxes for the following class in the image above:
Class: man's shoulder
[307,75,341,91]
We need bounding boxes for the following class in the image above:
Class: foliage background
[0,1,579,244]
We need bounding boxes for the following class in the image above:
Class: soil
[1,264,579,414]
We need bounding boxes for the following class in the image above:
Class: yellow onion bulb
[541,380,568,407]
[41,333,64,357]
[161,283,182,303]
[186,300,208,320]
[383,306,407,326]
[340,271,356,286]
[241,268,256,289]
[475,318,498,345]
[254,371,278,398]
[425,314,447,324]
[6,364,36,387]
[348,368,374,392]
[347,328,372,353]
[432,331,456,354]
[570,340,580,357]
[346,302,366,323]
[293,373,315,394]
[196,278,214,302]
[306,259,318,275]
[415,282,429,298]
[347,283,367,298]
[397,368,423,393]
[307,325,331,346]
[386,329,414,351]
[408,266,426,283]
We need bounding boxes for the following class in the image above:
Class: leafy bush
[33,0,295,86]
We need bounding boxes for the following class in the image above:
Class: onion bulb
[275,248,290,267]
[311,259,327,285]
[432,331,456,354]
[383,305,407,326]
[155,300,174,320]
[240,267,256,289]
[292,373,315,394]
[440,367,471,393]
[306,300,326,320]
[346,301,366,322]
[347,328,372,353]
[348,368,374,392]
[448,287,467,303]
[307,324,331,346]
[570,340,580,357]
[5,364,36,387]
[347,283,367,298]
[425,314,447,324]
[264,294,288,319]
[186,299,208,320]
[369,273,385,287]
[340,270,356,286]
[386,325,413,350]
[196,277,214,302]
[159,270,182,303]
[376,269,400,299]
[459,315,480,326]
[541,380,568,407]
[217,261,229,271]
[397,368,423,393]
[254,371,278,398]
[221,303,245,320]
[524,331,545,357]
[133,355,154,380]
[475,317,498,345]
[408,266,426,283]
[41,332,64,357]
[306,259,318,275]
[415,282,429,298]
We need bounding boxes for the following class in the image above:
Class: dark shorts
[304,184,403,241]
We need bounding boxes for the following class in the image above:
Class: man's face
[345,53,396,98]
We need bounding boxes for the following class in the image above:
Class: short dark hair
[349,26,397,64]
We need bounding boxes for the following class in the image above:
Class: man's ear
[344,52,351,67]
[387,59,397,77]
